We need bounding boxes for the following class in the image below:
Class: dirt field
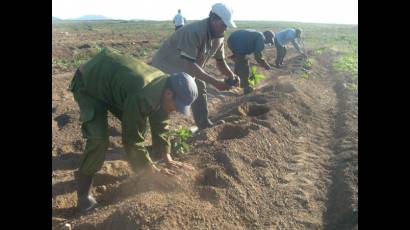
[52,20,358,229]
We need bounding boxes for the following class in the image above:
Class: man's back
[173,13,185,26]
[152,18,224,74]
[275,28,297,46]
[79,47,166,109]
[227,29,265,55]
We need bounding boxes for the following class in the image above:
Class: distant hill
[52,16,62,21]
[70,15,111,20]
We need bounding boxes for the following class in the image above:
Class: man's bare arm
[181,58,231,90]
[216,59,235,78]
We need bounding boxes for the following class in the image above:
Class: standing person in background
[274,28,306,68]
[173,9,186,31]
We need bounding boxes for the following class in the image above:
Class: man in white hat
[152,3,240,130]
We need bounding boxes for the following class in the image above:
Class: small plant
[303,58,314,70]
[248,66,265,89]
[166,126,193,154]
[299,70,309,79]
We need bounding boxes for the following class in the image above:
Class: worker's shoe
[197,119,214,130]
[75,171,97,212]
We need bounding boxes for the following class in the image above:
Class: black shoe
[198,119,214,130]
[75,171,97,212]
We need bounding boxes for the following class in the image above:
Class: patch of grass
[333,53,358,76]
[53,20,357,74]
[333,53,358,91]
[312,47,326,55]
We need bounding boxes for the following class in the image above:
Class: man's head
[263,30,275,45]
[178,9,181,13]
[295,28,302,38]
[209,3,236,37]
[162,72,198,115]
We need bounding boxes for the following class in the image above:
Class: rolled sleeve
[177,30,201,61]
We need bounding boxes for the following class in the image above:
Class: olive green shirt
[78,47,171,166]
[151,18,225,74]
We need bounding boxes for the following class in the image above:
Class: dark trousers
[175,25,183,31]
[190,78,212,129]
[227,42,253,94]
[69,70,147,175]
[275,38,286,66]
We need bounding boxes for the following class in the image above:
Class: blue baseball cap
[168,72,198,115]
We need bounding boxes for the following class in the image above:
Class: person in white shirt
[173,9,186,31]
[274,28,306,68]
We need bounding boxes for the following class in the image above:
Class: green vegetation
[333,52,358,91]
[333,53,358,76]
[248,66,265,88]
[166,126,193,154]
[303,58,314,70]
[299,70,310,79]
[53,20,357,74]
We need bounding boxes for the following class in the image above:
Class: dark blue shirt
[227,29,265,55]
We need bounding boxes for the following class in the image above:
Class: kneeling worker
[69,47,197,212]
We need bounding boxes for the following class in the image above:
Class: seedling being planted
[248,66,265,89]
[303,58,313,70]
[166,126,193,154]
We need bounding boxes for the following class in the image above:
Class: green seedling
[166,126,193,154]
[248,66,265,89]
[299,70,309,79]
[303,58,313,70]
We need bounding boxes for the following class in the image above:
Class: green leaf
[248,66,265,89]
[251,66,257,75]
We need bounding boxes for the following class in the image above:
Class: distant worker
[173,9,186,30]
[69,47,197,212]
[274,28,306,68]
[152,3,240,130]
[227,29,275,94]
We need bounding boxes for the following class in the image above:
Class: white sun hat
[211,3,236,28]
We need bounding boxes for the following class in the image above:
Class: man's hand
[163,153,195,171]
[225,75,240,87]
[265,66,273,71]
[137,163,181,189]
[231,75,241,87]
[148,163,179,177]
[213,79,232,91]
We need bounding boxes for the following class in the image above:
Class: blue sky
[52,0,358,24]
